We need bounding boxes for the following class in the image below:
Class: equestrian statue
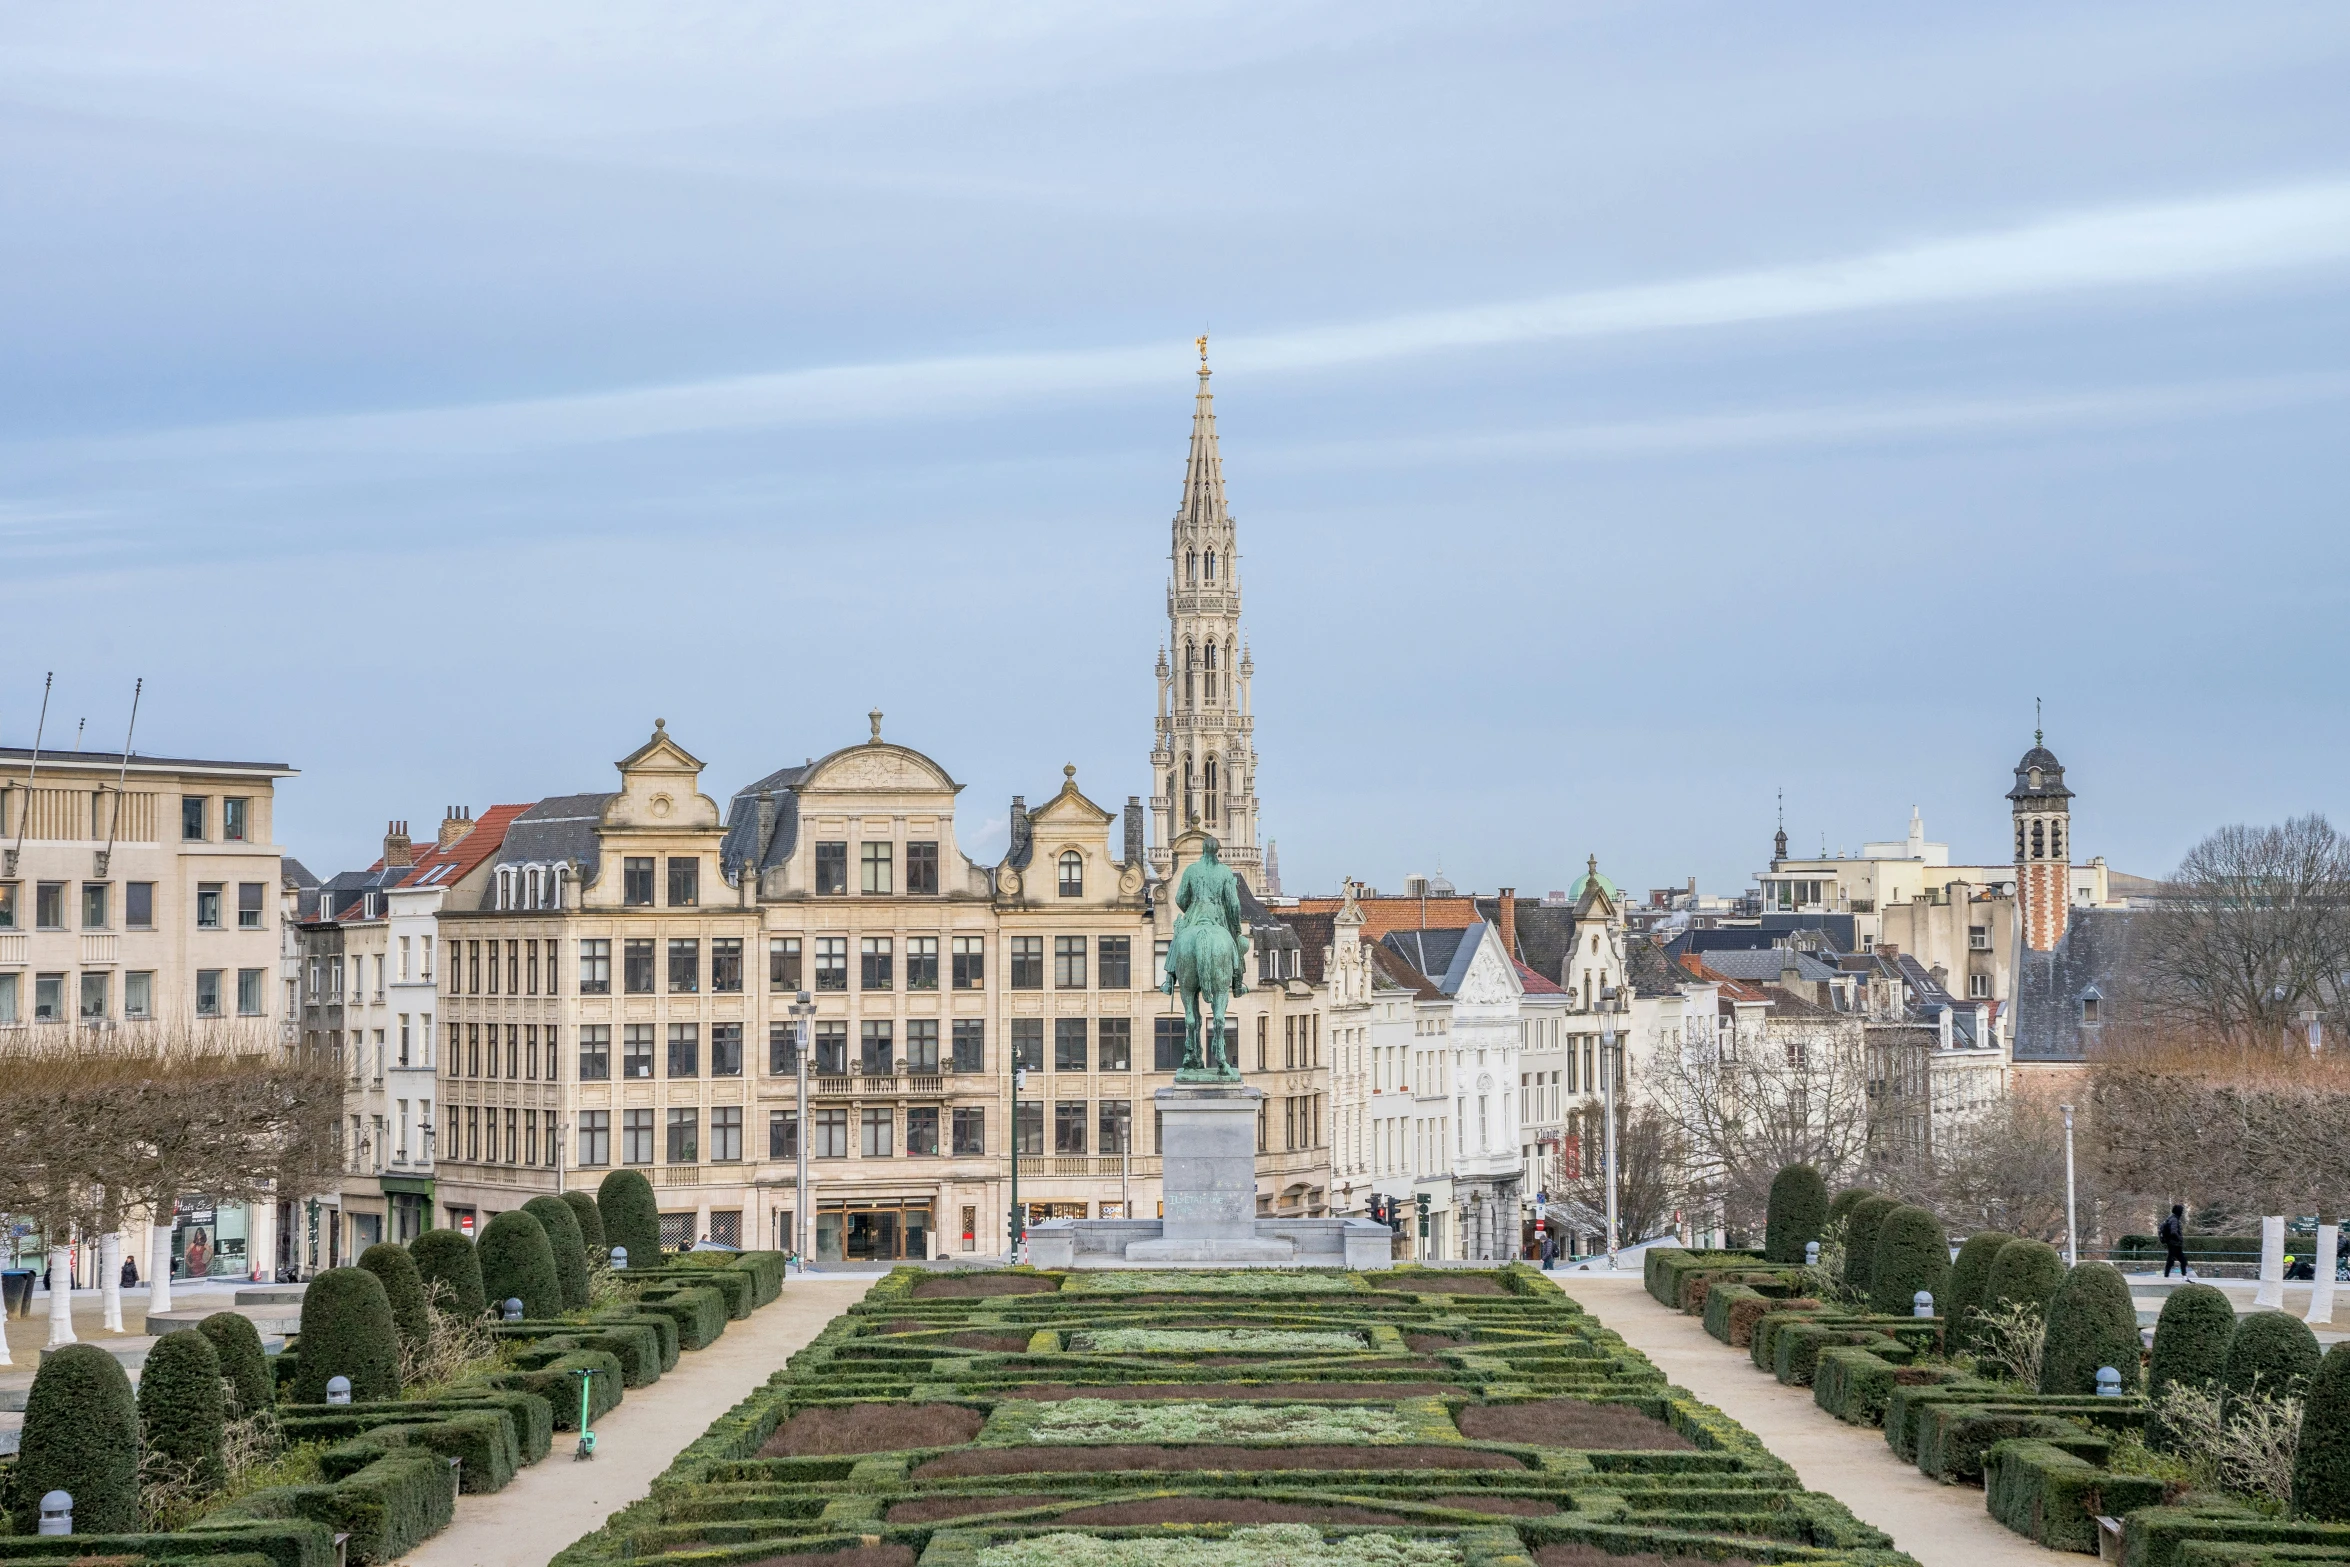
[1160,836,1251,1081]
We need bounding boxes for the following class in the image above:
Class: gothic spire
[1178,334,1228,532]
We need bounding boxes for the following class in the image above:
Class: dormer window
[2029,767,2042,789]
[1058,851,1084,898]
[2080,989,2101,1023]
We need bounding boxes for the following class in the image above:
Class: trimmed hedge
[357,1241,431,1361]
[1765,1163,1829,1264]
[478,1209,562,1321]
[631,1264,751,1318]
[11,1340,142,1534]
[1843,1194,1900,1298]
[2225,1310,2322,1403]
[2294,1342,2350,1521]
[1814,1345,1967,1427]
[2149,1283,2237,1409]
[1868,1205,1951,1318]
[1944,1230,2014,1353]
[1986,1237,2066,1316]
[1987,1437,2167,1552]
[276,1390,555,1471]
[142,1328,229,1495]
[561,1188,606,1252]
[0,1521,331,1567]
[630,1282,728,1349]
[409,1226,485,1319]
[2120,1503,2350,1567]
[596,1168,662,1265]
[201,1309,277,1419]
[523,1194,592,1312]
[292,1266,401,1405]
[2041,1260,2142,1396]
[491,1348,622,1430]
[210,1445,456,1565]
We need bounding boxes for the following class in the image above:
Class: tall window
[813,1108,849,1158]
[860,841,893,895]
[1054,1101,1087,1154]
[623,939,655,994]
[1058,851,1084,897]
[580,939,611,995]
[860,937,893,990]
[1054,1018,1087,1072]
[905,936,938,990]
[125,882,153,927]
[905,1018,940,1074]
[860,1106,893,1157]
[1009,936,1044,989]
[768,1024,799,1076]
[667,856,699,906]
[711,1022,743,1077]
[1099,1099,1131,1154]
[814,843,848,895]
[1054,936,1086,989]
[1098,1017,1131,1072]
[195,883,222,929]
[578,1111,610,1166]
[1015,1100,1044,1155]
[223,797,249,841]
[623,857,655,905]
[195,969,222,1017]
[813,1021,848,1074]
[710,938,743,993]
[952,937,984,989]
[906,841,939,895]
[665,1108,698,1163]
[181,796,206,841]
[1099,937,1131,989]
[1012,1018,1043,1072]
[768,937,801,991]
[667,1023,699,1077]
[1154,1017,1184,1072]
[668,939,700,993]
[768,1109,798,1160]
[710,1106,742,1163]
[951,1019,985,1073]
[814,937,847,991]
[81,883,108,929]
[623,1024,655,1080]
[238,883,264,930]
[579,1026,611,1081]
[859,1020,892,1076]
[952,1107,985,1155]
[906,1106,940,1156]
[237,968,264,1016]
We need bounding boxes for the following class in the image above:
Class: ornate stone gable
[1453,927,1523,1010]
[604,719,722,831]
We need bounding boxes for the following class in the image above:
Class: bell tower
[1150,339,1263,888]
[2009,717,2074,952]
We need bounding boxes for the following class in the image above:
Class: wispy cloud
[9,178,2349,474]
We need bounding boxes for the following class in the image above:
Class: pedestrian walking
[2159,1203,2192,1278]
[120,1255,138,1289]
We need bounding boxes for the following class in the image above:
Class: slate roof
[1382,927,1469,990]
[1284,910,1335,985]
[1473,897,1577,984]
[1692,949,1844,985]
[2013,906,2140,1063]
[1666,914,1858,959]
[486,794,618,901]
[1369,940,1445,1000]
[720,764,810,883]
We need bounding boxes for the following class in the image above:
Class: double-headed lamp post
[1010,1064,1028,1259]
[2059,1102,2078,1266]
[1601,984,1623,1270]
[789,990,817,1264]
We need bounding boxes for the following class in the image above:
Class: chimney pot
[383,820,415,868]
[438,809,474,849]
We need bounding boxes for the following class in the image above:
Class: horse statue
[1160,836,1251,1080]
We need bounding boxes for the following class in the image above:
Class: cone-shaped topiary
[1985,1237,2066,1317]
[410,1226,485,1318]
[2040,1260,2141,1395]
[479,1208,561,1320]
[524,1193,591,1311]
[1827,1186,1875,1236]
[598,1167,662,1266]
[562,1188,606,1252]
[291,1265,400,1404]
[1843,1194,1900,1297]
[1945,1230,2015,1353]
[2224,1310,2322,1403]
[198,1309,274,1420]
[2292,1342,2350,1520]
[12,1342,142,1534]
[139,1327,227,1495]
[358,1241,431,1362]
[1869,1205,1952,1318]
[1765,1164,1830,1264]
[2148,1283,2237,1405]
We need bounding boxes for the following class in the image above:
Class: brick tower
[2009,730,2074,952]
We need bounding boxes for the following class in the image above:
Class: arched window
[1183,641,1195,704]
[2031,819,2045,859]
[1187,550,1197,584]
[1205,549,1217,582]
[526,866,543,909]
[2050,821,2064,860]
[1204,755,1219,824]
[1058,851,1083,898]
[1204,641,1219,702]
[553,864,569,910]
[2015,821,2027,859]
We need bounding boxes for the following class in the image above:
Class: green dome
[1567,858,1617,903]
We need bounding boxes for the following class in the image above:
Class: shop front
[814,1197,933,1262]
[381,1177,434,1244]
[172,1198,252,1280]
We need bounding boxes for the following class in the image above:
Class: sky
[3,2,2348,898]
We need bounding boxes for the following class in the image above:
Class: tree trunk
[2308,1218,2340,1328]
[98,1231,123,1333]
[45,1245,76,1348]
[149,1219,176,1315]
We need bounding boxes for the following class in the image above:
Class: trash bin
[1,1269,35,1317]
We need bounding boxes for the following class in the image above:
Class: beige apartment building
[0,740,297,1281]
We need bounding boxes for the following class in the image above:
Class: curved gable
[798,742,960,797]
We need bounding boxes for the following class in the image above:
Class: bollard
[2096,1366,2122,1398]
[1914,1290,1935,1319]
[610,1245,628,1271]
[326,1375,352,1406]
[502,1298,524,1323]
[37,1490,71,1537]
[1805,1241,1820,1267]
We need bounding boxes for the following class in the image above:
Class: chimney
[382,820,414,868]
[1124,797,1144,867]
[438,806,474,849]
[1496,887,1518,963]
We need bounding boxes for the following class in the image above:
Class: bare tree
[2139,815,2350,1052]
[1911,1088,2089,1244]
[2091,1040,2350,1227]
[1545,1096,1680,1246]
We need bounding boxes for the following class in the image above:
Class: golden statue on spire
[1196,332,1209,367]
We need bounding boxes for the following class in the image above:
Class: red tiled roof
[1291,894,1484,939]
[370,804,533,888]
[1513,959,1565,995]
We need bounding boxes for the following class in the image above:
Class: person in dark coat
[120,1255,139,1289]
[2159,1204,2191,1278]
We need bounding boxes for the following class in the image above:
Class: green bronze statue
[1160,836,1251,1081]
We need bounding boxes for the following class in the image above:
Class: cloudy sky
[4,3,2347,896]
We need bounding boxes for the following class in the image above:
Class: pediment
[800,742,958,797]
[1454,931,1523,1007]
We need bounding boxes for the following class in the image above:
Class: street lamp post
[2059,1102,2078,1266]
[790,991,817,1267]
[551,1120,565,1196]
[1601,984,1622,1270]
[1010,1065,1028,1260]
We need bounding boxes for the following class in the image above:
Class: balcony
[658,1167,702,1186]
[0,934,24,967]
[79,934,117,965]
[1018,1155,1156,1179]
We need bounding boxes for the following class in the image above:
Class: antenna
[98,678,142,877]
[6,673,54,877]
[2035,696,2043,746]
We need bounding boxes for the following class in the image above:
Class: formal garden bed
[555,1262,1922,1567]
[0,1170,791,1565]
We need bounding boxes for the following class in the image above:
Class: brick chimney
[382,820,414,868]
[1496,886,1518,965]
[438,806,474,849]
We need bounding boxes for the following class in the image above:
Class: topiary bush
[1765,1163,1830,1264]
[1945,1230,2014,1353]
[410,1225,486,1318]
[359,1240,432,1362]
[2292,1342,2350,1521]
[524,1193,591,1312]
[1869,1205,1952,1318]
[199,1308,275,1419]
[1827,1186,1876,1233]
[1843,1194,1900,1298]
[562,1188,606,1252]
[2148,1282,2236,1406]
[2224,1310,2322,1404]
[11,1341,142,1534]
[479,1209,562,1320]
[598,1168,662,1265]
[1985,1237,2066,1316]
[2039,1260,2141,1396]
[292,1265,401,1404]
[140,1327,227,1495]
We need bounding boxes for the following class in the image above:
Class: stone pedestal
[1129,1084,1293,1262]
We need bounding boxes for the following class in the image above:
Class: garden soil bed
[913,1274,1058,1299]
[1430,1495,1559,1516]
[881,1321,1036,1352]
[738,1549,918,1567]
[762,1402,988,1456]
[1054,1499,1414,1525]
[1454,1400,1693,1451]
[915,1445,1524,1477]
[1406,1334,1470,1353]
[1373,1275,1510,1297]
[997,1383,1451,1402]
[885,1496,1067,1523]
[1537,1548,1749,1567]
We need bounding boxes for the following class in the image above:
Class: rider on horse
[1160,836,1251,1078]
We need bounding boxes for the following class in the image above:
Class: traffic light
[1414,1191,1431,1238]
